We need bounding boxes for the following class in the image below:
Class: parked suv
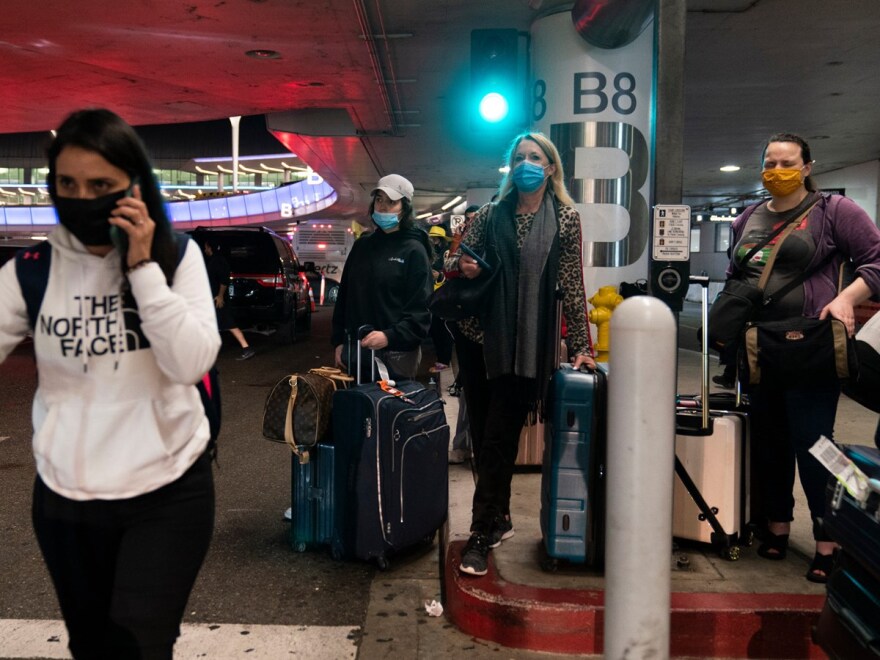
[188,226,311,343]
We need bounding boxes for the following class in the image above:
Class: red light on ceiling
[245,49,281,60]
[317,243,327,249]
[286,80,326,88]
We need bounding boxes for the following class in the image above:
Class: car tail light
[231,272,285,288]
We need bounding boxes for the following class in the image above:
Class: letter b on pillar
[552,121,649,268]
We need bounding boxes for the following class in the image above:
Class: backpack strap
[15,242,53,329]
[173,233,222,453]
[174,232,188,267]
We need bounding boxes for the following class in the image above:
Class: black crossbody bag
[707,201,817,353]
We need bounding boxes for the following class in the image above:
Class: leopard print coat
[447,202,593,358]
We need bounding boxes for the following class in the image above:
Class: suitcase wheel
[330,543,344,561]
[541,556,560,573]
[538,542,559,572]
[720,546,741,561]
[376,556,389,571]
[294,541,307,553]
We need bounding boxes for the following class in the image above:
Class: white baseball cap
[372,174,414,202]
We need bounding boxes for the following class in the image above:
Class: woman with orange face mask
[725,132,880,582]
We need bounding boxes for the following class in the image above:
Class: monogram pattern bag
[261,367,353,463]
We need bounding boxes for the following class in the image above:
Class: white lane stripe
[0,620,359,659]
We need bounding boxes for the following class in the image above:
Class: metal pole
[604,296,677,659]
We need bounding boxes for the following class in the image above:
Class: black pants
[429,315,454,365]
[749,381,839,539]
[455,331,529,534]
[32,453,215,660]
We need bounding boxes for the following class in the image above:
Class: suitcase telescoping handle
[691,275,711,432]
[354,324,394,386]
[554,287,564,369]
[356,324,376,385]
[555,286,593,373]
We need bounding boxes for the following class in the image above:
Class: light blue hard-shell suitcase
[539,362,608,570]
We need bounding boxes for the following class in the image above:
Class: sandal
[756,531,789,560]
[806,552,835,584]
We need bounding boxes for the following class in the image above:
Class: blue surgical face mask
[512,161,548,193]
[372,211,400,231]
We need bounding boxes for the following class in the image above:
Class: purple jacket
[727,193,880,317]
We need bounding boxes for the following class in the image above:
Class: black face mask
[53,190,127,246]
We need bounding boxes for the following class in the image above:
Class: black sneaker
[238,347,256,361]
[489,516,515,548]
[712,374,734,389]
[459,533,491,576]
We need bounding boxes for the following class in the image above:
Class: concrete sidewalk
[357,346,877,658]
[441,347,876,657]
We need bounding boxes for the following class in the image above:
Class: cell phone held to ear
[458,243,492,271]
[110,176,139,254]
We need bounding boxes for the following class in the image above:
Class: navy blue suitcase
[539,363,607,569]
[823,444,880,581]
[332,380,448,567]
[813,551,880,659]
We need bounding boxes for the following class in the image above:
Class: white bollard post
[604,296,677,660]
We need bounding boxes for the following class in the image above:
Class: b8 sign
[532,72,638,121]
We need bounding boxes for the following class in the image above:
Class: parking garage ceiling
[1,0,879,219]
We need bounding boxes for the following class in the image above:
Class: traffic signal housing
[470,29,524,130]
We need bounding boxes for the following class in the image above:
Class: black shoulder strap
[174,232,188,269]
[15,242,53,328]
[174,232,221,448]
[731,198,818,273]
[731,204,796,273]
[763,250,836,307]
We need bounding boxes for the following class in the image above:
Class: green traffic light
[478,92,509,123]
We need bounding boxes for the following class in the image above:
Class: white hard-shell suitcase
[672,277,750,559]
[673,414,744,543]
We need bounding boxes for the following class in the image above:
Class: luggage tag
[378,380,416,405]
[810,436,870,503]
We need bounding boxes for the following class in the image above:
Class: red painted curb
[444,540,828,657]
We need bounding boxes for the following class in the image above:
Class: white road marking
[0,619,359,659]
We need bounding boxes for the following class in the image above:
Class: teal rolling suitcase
[290,445,346,559]
[539,363,608,570]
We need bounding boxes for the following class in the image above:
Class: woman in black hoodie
[332,174,432,380]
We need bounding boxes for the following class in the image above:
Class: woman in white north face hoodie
[0,108,221,659]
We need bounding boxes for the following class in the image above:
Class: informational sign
[651,204,690,262]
